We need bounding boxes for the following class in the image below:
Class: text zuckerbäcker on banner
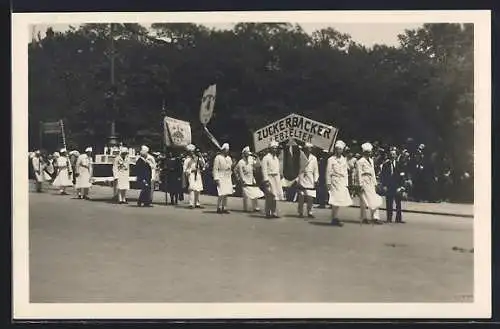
[253,113,338,153]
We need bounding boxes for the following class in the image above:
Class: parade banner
[163,116,192,147]
[252,113,339,153]
[199,84,216,126]
[40,121,61,134]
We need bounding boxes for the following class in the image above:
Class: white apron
[261,153,284,201]
[43,160,54,181]
[31,156,44,182]
[113,156,130,190]
[297,153,319,198]
[237,157,264,200]
[75,154,93,189]
[326,155,353,207]
[213,154,234,196]
[356,157,382,209]
[52,156,73,187]
[183,156,204,192]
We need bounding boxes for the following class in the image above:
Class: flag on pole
[41,121,61,134]
[199,84,216,126]
[203,126,222,150]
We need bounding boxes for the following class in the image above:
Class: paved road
[29,186,473,303]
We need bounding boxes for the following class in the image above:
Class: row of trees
[28,22,473,173]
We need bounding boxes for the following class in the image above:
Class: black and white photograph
[12,10,491,319]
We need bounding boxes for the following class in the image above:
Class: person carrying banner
[326,140,352,226]
[183,144,205,209]
[297,142,319,219]
[75,147,94,200]
[261,141,284,218]
[213,143,234,214]
[146,149,158,203]
[236,146,264,212]
[31,150,45,193]
[136,145,154,207]
[52,148,74,195]
[113,147,130,204]
[356,142,383,224]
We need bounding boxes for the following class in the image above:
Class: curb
[346,205,473,219]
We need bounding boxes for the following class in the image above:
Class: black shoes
[330,218,344,227]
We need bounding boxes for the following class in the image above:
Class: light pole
[108,23,118,147]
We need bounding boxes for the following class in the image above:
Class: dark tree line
[28,22,473,174]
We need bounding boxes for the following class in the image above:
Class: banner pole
[39,121,43,151]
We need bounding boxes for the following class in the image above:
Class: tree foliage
[28,22,473,172]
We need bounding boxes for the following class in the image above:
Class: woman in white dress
[75,147,93,200]
[356,142,383,224]
[326,140,352,226]
[236,146,264,212]
[112,147,130,204]
[52,148,74,195]
[183,144,206,208]
[213,143,234,214]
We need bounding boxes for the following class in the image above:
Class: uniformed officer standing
[136,145,154,207]
[380,147,407,223]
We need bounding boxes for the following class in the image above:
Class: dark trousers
[167,192,179,205]
[139,181,152,205]
[35,181,42,192]
[386,191,402,222]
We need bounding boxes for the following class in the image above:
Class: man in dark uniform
[136,145,153,207]
[163,149,184,205]
[380,147,406,223]
[316,149,329,208]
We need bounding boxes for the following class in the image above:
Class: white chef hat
[53,152,60,157]
[303,142,313,149]
[334,140,346,150]
[418,143,425,150]
[69,150,79,156]
[140,145,149,153]
[269,140,279,148]
[35,150,41,155]
[186,144,195,152]
[60,148,67,153]
[120,146,129,153]
[85,147,92,152]
[221,143,230,151]
[241,146,250,154]
[361,142,373,152]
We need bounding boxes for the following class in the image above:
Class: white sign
[163,116,192,147]
[199,84,216,126]
[253,113,338,153]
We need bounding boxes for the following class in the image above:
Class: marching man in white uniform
[143,146,157,202]
[297,142,319,219]
[31,150,45,193]
[356,142,383,224]
[52,148,73,195]
[183,144,205,209]
[236,146,264,212]
[113,147,130,204]
[75,147,93,200]
[261,140,284,218]
[213,143,234,214]
[326,140,352,226]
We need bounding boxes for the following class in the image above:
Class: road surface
[29,186,473,303]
